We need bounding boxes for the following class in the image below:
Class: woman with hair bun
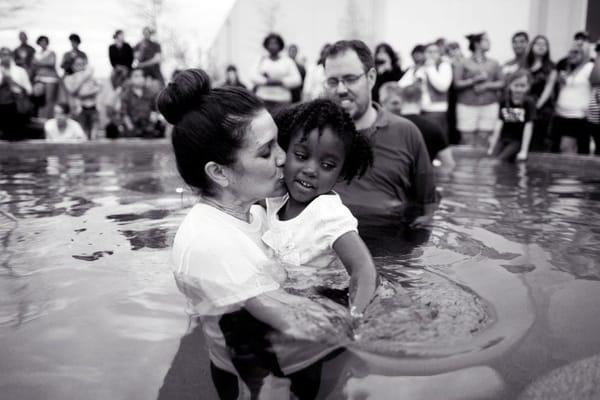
[159,68,345,399]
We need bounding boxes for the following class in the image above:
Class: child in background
[44,103,86,142]
[264,99,379,317]
[63,55,100,139]
[487,69,535,161]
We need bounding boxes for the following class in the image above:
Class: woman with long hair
[372,42,404,103]
[524,35,557,152]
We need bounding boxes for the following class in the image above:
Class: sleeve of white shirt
[176,238,280,314]
[398,67,416,88]
[15,66,32,94]
[282,57,302,89]
[317,194,358,248]
[251,57,268,86]
[425,62,452,92]
[70,120,87,140]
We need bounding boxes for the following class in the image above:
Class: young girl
[487,69,535,161]
[264,98,378,318]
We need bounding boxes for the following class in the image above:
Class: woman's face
[375,50,392,73]
[425,44,441,63]
[480,34,491,52]
[38,39,48,50]
[226,110,286,203]
[532,37,548,57]
[266,38,281,56]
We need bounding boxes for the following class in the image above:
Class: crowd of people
[0,27,166,142]
[1,27,599,159]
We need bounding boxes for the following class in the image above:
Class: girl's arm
[487,119,503,155]
[536,70,557,109]
[517,121,533,161]
[333,231,378,315]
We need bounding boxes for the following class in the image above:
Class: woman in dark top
[109,30,134,89]
[372,42,404,103]
[525,35,557,152]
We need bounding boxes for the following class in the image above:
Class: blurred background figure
[120,68,164,138]
[44,103,86,141]
[287,43,306,103]
[502,31,529,76]
[453,32,504,147]
[60,33,87,76]
[109,30,134,90]
[14,31,36,78]
[372,42,404,103]
[63,55,100,139]
[222,64,246,88]
[588,41,600,154]
[302,43,330,101]
[399,44,426,88]
[133,26,164,87]
[0,47,32,141]
[380,81,455,171]
[251,32,301,112]
[487,69,535,162]
[550,44,595,154]
[445,41,463,145]
[525,35,557,152]
[32,35,59,119]
[420,42,453,139]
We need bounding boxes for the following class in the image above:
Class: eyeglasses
[324,72,367,89]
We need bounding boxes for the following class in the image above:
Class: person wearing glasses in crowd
[323,40,437,231]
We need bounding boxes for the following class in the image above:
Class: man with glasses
[323,40,437,230]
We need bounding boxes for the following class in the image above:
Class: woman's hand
[516,151,528,161]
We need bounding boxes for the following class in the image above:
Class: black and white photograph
[1,0,599,399]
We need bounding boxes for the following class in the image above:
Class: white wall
[209,0,591,87]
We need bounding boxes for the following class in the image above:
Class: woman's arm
[453,62,479,90]
[517,121,533,160]
[487,119,503,155]
[333,231,378,315]
[281,58,302,89]
[590,53,600,85]
[536,70,557,109]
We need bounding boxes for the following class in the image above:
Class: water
[1,142,599,400]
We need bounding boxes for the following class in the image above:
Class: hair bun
[157,68,212,125]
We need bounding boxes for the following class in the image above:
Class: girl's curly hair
[274,99,373,183]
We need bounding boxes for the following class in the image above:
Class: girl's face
[225,110,286,203]
[509,75,530,101]
[284,126,346,205]
[532,37,548,57]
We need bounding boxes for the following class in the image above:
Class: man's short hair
[512,31,529,42]
[400,83,422,104]
[325,40,374,72]
[411,44,426,55]
[379,81,402,103]
[574,31,590,41]
[69,33,81,44]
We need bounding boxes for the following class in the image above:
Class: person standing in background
[453,32,504,147]
[587,41,600,155]
[14,31,35,78]
[133,27,164,87]
[60,34,87,76]
[109,30,134,90]
[446,41,463,145]
[287,44,306,103]
[525,35,557,152]
[502,31,529,76]
[63,56,100,139]
[372,42,404,103]
[0,47,32,141]
[251,32,301,112]
[419,42,453,139]
[32,35,59,119]
[222,65,246,89]
[302,43,331,101]
[550,45,594,154]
